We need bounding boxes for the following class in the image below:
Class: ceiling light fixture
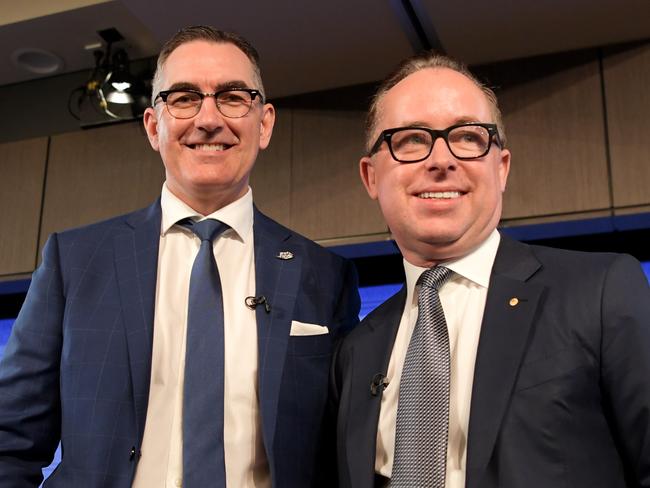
[68,28,149,125]
[103,49,137,105]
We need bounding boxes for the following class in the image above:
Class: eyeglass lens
[165,90,254,119]
[391,125,492,161]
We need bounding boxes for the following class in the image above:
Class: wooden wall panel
[0,137,47,275]
[249,108,292,226]
[5,46,648,266]
[603,42,650,208]
[290,109,386,240]
[489,52,611,220]
[40,121,164,250]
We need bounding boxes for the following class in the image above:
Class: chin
[416,225,465,245]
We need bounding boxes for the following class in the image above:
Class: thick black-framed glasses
[369,123,502,162]
[154,88,264,119]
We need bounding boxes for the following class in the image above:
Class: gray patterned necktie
[392,266,453,488]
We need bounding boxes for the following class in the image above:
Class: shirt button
[175,478,182,487]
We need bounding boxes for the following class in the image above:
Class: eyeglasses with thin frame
[153,88,264,119]
[369,123,502,162]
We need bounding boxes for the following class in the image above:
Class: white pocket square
[290,320,329,336]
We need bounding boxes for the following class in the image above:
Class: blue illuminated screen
[359,283,403,319]
[0,318,12,359]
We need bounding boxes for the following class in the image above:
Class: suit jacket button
[130,447,136,461]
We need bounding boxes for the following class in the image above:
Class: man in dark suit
[331,51,650,488]
[0,26,359,487]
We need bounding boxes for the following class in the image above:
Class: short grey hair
[151,25,265,105]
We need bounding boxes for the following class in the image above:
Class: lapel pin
[509,297,519,307]
[276,251,294,260]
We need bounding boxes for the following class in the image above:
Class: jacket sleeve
[0,235,64,487]
[315,257,359,488]
[330,258,361,341]
[600,254,650,487]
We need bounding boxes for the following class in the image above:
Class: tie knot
[179,218,229,242]
[418,266,452,291]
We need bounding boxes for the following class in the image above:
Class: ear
[258,103,276,150]
[498,148,511,192]
[359,155,379,200]
[143,107,160,152]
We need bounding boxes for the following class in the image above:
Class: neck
[167,185,246,216]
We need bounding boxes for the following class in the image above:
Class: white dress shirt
[132,184,270,488]
[375,230,501,487]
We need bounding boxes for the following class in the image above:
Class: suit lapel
[345,288,405,488]
[466,235,544,486]
[113,200,161,444]
[252,209,302,464]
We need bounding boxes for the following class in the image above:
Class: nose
[422,136,457,172]
[193,95,226,132]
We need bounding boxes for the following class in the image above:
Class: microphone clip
[370,373,389,396]
[245,295,271,313]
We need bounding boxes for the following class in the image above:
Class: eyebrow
[165,82,200,92]
[400,117,484,129]
[401,121,432,129]
[164,80,253,93]
[217,80,252,91]
[454,117,483,125]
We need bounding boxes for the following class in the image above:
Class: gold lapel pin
[509,297,519,307]
[276,251,294,260]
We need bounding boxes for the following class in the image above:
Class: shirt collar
[403,229,501,303]
[160,183,254,243]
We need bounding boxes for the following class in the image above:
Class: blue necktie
[179,218,229,488]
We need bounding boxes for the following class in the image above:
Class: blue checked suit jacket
[0,200,360,487]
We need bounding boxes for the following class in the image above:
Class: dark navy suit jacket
[0,200,360,487]
[331,235,650,488]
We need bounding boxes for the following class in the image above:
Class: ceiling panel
[0,1,159,86]
[0,0,108,27]
[122,0,415,97]
[417,0,650,65]
[1,0,648,97]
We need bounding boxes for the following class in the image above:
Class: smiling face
[143,40,275,214]
[360,67,511,267]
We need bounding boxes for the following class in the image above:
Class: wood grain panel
[483,52,611,219]
[501,209,611,228]
[0,137,47,275]
[291,109,386,240]
[603,42,650,207]
[40,121,164,250]
[249,108,291,226]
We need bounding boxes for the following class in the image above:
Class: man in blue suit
[331,52,650,487]
[0,26,359,487]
